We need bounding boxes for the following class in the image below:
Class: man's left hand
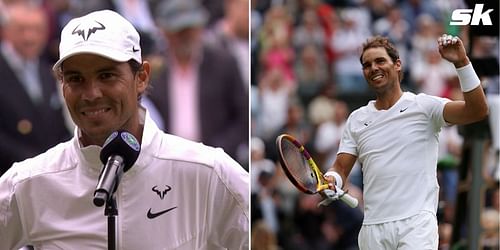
[438,34,469,68]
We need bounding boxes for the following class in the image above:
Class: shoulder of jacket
[11,141,76,182]
[154,133,226,168]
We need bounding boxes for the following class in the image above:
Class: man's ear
[395,58,402,71]
[136,61,151,94]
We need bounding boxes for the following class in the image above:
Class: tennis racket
[276,134,358,208]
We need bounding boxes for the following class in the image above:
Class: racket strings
[280,138,318,193]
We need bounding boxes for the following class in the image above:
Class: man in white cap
[0,10,249,249]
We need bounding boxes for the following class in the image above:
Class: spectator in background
[258,4,295,89]
[112,0,163,62]
[250,0,263,87]
[373,6,410,49]
[301,0,338,68]
[254,165,280,235]
[250,137,276,195]
[411,47,456,96]
[0,1,70,175]
[260,32,296,90]
[410,14,442,64]
[251,220,279,250]
[294,44,329,106]
[292,8,325,53]
[258,4,292,54]
[314,100,349,170]
[146,0,248,167]
[307,83,337,127]
[253,68,291,142]
[31,0,66,64]
[112,0,157,35]
[250,136,282,238]
[482,186,500,249]
[365,0,389,22]
[268,101,313,161]
[399,0,442,35]
[206,0,250,89]
[408,14,445,93]
[331,8,371,95]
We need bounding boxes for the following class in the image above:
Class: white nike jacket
[0,109,249,250]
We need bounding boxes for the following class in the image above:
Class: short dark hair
[128,60,143,74]
[360,36,400,63]
[127,60,150,101]
[360,36,402,81]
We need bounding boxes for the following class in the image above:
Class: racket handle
[339,192,359,208]
[318,188,359,208]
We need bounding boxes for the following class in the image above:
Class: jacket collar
[71,107,162,175]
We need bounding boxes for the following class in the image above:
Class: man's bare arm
[325,153,357,188]
[444,87,488,124]
[438,34,489,124]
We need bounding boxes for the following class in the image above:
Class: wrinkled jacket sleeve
[0,166,28,249]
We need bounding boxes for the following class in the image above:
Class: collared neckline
[72,106,161,176]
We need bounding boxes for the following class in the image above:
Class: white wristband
[456,63,480,92]
[324,171,343,188]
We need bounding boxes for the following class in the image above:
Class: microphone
[93,130,141,207]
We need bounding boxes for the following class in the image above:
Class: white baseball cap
[53,10,141,71]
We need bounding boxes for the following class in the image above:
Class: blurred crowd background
[0,0,498,249]
[250,0,499,249]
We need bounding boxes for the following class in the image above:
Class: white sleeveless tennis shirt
[339,92,450,224]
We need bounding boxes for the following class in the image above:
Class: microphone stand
[94,155,125,250]
[95,130,141,249]
[105,195,118,250]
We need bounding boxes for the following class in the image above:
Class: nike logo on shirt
[147,206,177,219]
[400,107,409,113]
